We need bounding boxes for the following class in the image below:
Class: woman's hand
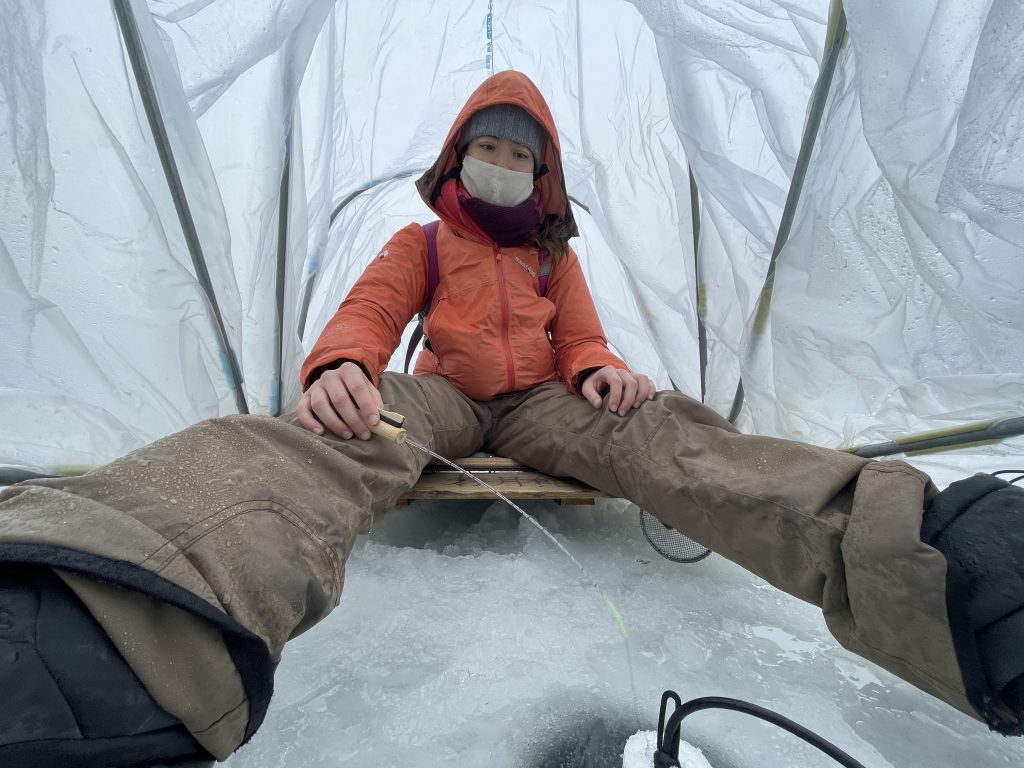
[580,366,656,415]
[297,362,384,439]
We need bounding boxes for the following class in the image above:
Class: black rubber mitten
[0,565,212,767]
[922,473,1024,735]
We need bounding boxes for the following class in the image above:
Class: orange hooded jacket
[300,71,628,401]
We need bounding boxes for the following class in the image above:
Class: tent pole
[727,1,847,424]
[273,137,291,417]
[112,0,249,415]
[297,169,426,341]
[844,417,1024,459]
[689,165,706,402]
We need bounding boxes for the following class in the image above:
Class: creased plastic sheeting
[630,0,828,422]
[299,0,693,394]
[286,11,338,413]
[3,0,1022,475]
[636,0,1022,445]
[0,0,238,473]
[748,0,1024,445]
[938,1,1024,250]
[151,0,336,414]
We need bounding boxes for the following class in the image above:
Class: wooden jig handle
[369,409,407,444]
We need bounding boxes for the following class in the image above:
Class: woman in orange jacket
[298,70,655,439]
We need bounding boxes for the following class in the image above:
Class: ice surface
[224,498,1023,768]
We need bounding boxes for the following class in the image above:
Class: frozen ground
[224,483,1024,768]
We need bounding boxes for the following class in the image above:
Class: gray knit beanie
[461,104,545,168]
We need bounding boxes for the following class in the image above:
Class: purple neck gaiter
[459,191,544,247]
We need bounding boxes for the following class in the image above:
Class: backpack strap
[423,220,441,310]
[537,249,551,296]
[404,221,441,373]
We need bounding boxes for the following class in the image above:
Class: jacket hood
[416,70,578,238]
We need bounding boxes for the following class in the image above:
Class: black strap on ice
[654,690,867,768]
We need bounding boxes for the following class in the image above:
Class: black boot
[0,565,213,767]
[921,471,1024,734]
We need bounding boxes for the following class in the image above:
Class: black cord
[656,692,867,768]
[992,469,1024,485]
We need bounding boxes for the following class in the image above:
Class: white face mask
[459,154,535,207]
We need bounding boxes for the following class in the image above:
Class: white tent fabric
[2,0,1021,477]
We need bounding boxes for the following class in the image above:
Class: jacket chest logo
[513,255,536,278]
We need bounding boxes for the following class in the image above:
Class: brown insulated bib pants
[0,373,974,758]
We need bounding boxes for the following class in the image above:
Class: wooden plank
[422,456,527,472]
[400,470,608,501]
[396,454,609,505]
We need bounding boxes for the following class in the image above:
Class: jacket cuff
[303,358,373,390]
[571,366,601,394]
[564,356,629,395]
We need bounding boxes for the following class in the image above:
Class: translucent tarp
[2,0,1020,476]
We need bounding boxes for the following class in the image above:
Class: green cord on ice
[604,595,629,638]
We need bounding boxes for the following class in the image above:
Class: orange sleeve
[545,246,629,392]
[300,223,427,391]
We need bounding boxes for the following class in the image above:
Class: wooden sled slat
[422,456,528,472]
[396,457,608,506]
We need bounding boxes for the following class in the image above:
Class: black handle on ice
[653,690,867,768]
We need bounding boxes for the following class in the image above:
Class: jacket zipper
[494,247,516,391]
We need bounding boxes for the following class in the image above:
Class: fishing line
[401,434,642,721]
[404,437,623,627]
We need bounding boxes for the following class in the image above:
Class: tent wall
[1,0,1021,479]
[2,0,243,471]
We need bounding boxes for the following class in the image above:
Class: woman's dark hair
[531,215,572,263]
